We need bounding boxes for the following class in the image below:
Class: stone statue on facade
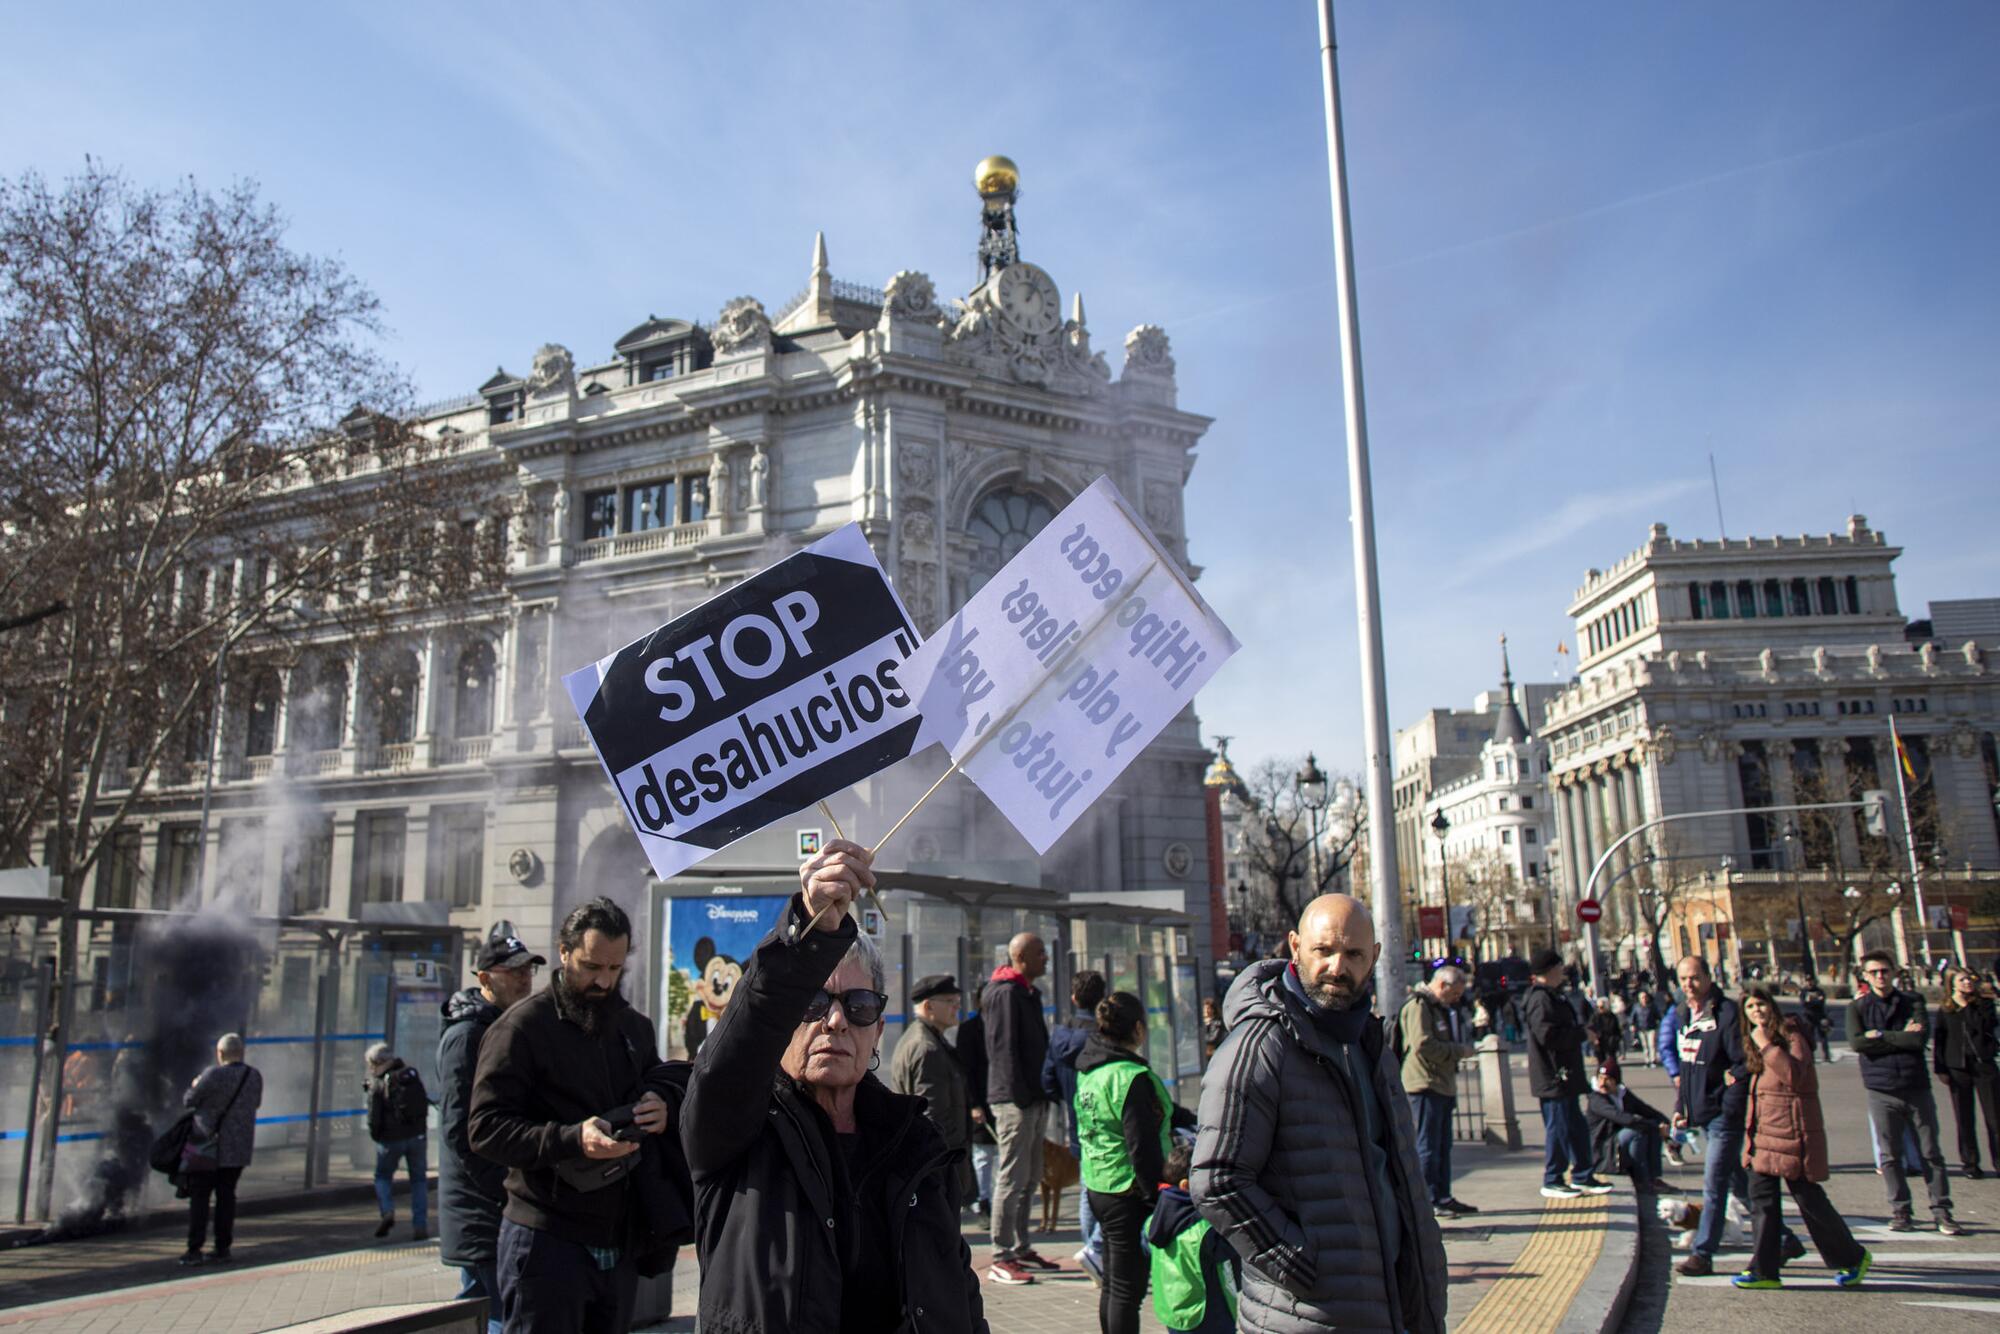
[1919,640,1938,672]
[882,270,941,323]
[708,450,731,518]
[1866,643,1884,675]
[749,445,769,508]
[712,297,773,356]
[527,343,577,398]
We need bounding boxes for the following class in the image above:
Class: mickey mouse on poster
[682,936,745,1060]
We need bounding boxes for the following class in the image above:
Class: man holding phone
[470,897,689,1334]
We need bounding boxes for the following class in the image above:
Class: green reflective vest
[1075,1054,1172,1194]
[1151,1216,1237,1330]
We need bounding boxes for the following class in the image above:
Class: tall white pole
[1315,0,1406,1014]
[1888,714,1932,965]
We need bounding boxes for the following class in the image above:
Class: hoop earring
[868,1050,881,1072]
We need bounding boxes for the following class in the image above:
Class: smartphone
[602,1104,646,1143]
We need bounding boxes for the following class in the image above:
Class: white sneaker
[1541,1184,1583,1199]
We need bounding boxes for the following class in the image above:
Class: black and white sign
[563,525,921,879]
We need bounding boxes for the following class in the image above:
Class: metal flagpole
[1315,0,1406,1014]
[1888,714,1932,966]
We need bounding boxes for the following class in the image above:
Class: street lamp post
[1297,753,1329,893]
[1430,810,1451,956]
[1783,822,1818,984]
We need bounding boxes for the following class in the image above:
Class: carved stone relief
[897,440,937,490]
[882,270,940,323]
[1143,480,1179,534]
[898,557,939,635]
[712,297,773,356]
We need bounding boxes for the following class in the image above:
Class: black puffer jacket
[1850,990,1929,1093]
[1521,983,1587,1101]
[437,986,505,1266]
[367,1059,429,1143]
[682,896,988,1334]
[1191,960,1447,1334]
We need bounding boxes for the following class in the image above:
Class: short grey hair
[841,931,886,996]
[364,1042,394,1067]
[216,1033,244,1061]
[1430,966,1467,988]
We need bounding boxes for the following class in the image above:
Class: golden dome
[974,155,1020,197]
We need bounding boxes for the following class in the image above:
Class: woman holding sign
[680,838,988,1333]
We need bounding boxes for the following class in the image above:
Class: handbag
[174,1066,251,1176]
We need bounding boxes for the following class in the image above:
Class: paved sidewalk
[0,1068,1641,1332]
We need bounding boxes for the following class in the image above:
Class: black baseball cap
[1529,948,1564,974]
[477,935,546,971]
[910,973,961,1002]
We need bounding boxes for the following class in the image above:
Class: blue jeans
[1691,1112,1793,1258]
[455,1260,504,1334]
[1412,1090,1456,1204]
[374,1134,429,1230]
[1540,1097,1594,1188]
[1616,1126,1663,1182]
[1076,1162,1103,1262]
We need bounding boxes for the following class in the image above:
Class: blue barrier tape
[1,1106,369,1142]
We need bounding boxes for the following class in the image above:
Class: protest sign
[564,524,921,880]
[898,476,1237,854]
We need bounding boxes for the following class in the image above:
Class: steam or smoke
[42,907,263,1240]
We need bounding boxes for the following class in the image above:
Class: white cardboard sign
[901,477,1238,853]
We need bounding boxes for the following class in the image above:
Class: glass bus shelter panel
[1,930,51,1222]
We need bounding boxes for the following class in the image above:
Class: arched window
[454,642,496,738]
[244,668,282,757]
[375,650,421,746]
[961,486,1059,599]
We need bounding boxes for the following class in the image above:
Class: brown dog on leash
[1040,1138,1080,1233]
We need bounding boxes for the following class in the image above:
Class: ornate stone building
[1417,644,1562,960]
[1541,517,2000,969]
[69,165,1222,1007]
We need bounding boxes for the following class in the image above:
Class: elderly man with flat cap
[889,973,977,1205]
[1193,894,1447,1333]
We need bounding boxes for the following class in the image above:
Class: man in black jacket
[1584,1064,1670,1189]
[982,931,1054,1283]
[469,897,689,1334]
[1521,949,1613,1201]
[438,930,542,1334]
[1852,951,1961,1234]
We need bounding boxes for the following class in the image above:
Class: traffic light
[1862,789,1888,838]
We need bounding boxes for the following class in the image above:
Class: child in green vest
[1148,1141,1238,1333]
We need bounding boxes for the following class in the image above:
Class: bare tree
[1234,755,1367,930]
[0,166,510,965]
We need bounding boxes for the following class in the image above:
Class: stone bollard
[1475,1035,1521,1149]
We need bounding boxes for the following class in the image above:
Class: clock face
[992,264,1061,336]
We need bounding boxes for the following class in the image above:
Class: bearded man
[1191,894,1447,1333]
[469,897,689,1334]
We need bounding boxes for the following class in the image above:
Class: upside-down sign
[898,476,1238,854]
[563,525,921,879]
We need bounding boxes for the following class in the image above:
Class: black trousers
[1747,1170,1863,1280]
[1943,1069,2000,1170]
[497,1217,638,1334]
[186,1166,244,1253]
[1088,1187,1153,1334]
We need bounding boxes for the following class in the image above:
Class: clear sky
[6,3,1995,774]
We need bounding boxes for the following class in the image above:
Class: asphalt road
[1612,1034,1996,1333]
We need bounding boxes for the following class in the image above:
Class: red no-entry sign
[1576,898,1603,924]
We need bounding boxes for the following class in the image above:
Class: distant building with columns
[1541,516,2000,972]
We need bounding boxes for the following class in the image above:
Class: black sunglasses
[802,988,888,1027]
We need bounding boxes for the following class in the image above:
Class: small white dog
[1658,1195,1752,1249]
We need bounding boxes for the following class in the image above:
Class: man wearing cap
[890,973,977,1205]
[438,928,543,1333]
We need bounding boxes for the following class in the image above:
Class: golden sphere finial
[974,155,1020,198]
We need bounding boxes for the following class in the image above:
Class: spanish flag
[1894,729,1918,782]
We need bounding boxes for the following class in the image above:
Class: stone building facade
[1541,516,2000,968]
[1417,645,1562,960]
[66,194,1223,1004]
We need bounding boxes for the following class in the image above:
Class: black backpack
[376,1066,430,1138]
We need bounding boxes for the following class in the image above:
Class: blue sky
[6,2,1995,773]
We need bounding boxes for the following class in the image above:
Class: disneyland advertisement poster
[664,896,790,1059]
